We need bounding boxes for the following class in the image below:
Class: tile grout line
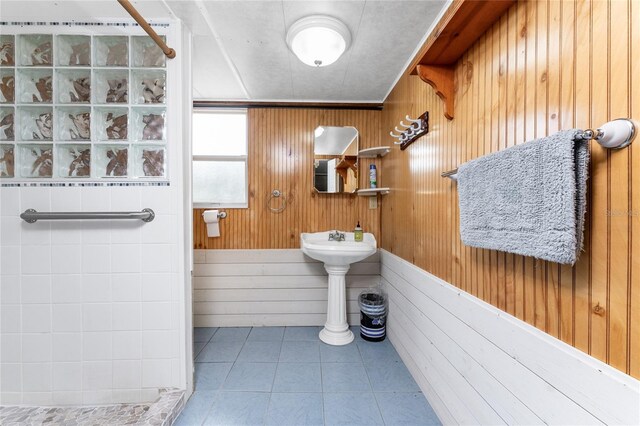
[358,334,387,425]
[193,327,227,425]
[263,326,282,425]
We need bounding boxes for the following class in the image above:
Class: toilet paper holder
[217,211,227,219]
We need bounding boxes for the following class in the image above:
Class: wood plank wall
[194,108,382,249]
[381,0,639,379]
[192,249,380,327]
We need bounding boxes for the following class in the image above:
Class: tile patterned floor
[176,326,441,426]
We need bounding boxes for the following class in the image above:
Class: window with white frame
[192,109,248,208]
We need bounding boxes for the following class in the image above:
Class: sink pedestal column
[319,264,354,345]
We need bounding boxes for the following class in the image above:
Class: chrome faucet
[328,231,346,241]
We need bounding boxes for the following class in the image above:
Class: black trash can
[359,289,387,342]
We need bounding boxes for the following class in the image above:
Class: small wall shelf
[357,188,390,196]
[409,0,515,120]
[358,146,390,158]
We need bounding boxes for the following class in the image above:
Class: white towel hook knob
[595,118,636,149]
[405,115,421,123]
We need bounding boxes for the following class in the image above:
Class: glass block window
[0,31,168,181]
[192,109,248,207]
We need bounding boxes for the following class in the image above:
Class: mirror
[313,126,359,193]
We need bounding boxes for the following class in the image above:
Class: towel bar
[442,118,636,179]
[20,208,155,223]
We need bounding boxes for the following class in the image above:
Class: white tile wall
[21,275,51,303]
[142,330,177,359]
[1,246,20,275]
[82,245,111,274]
[83,303,113,332]
[83,332,113,361]
[53,333,81,362]
[113,360,142,389]
[1,216,21,245]
[21,245,51,274]
[22,363,52,392]
[141,359,172,388]
[113,331,142,360]
[1,182,184,405]
[83,390,113,405]
[112,303,141,331]
[52,391,83,405]
[83,274,111,302]
[51,222,82,245]
[1,364,21,392]
[1,305,21,333]
[112,274,142,302]
[83,361,112,390]
[21,392,53,405]
[1,334,21,363]
[52,304,82,332]
[0,22,187,405]
[142,302,172,330]
[53,363,82,391]
[22,334,51,362]
[1,275,20,304]
[51,245,83,274]
[111,245,141,273]
[51,274,83,303]
[21,305,51,333]
[142,273,171,302]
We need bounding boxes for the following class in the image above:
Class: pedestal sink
[301,231,377,345]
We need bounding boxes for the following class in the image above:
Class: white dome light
[286,15,351,67]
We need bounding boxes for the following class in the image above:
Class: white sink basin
[300,231,377,346]
[300,231,376,266]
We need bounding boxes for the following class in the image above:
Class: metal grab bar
[20,208,155,223]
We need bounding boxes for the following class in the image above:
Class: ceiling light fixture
[286,15,351,67]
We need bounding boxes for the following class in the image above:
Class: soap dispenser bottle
[354,221,363,242]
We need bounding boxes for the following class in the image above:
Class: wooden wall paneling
[559,0,577,345]
[504,5,518,317]
[546,0,561,338]
[480,31,493,304]
[381,0,639,378]
[513,1,528,320]
[534,0,548,333]
[589,0,609,363]
[489,21,501,309]
[522,0,537,328]
[607,0,631,373]
[497,12,508,313]
[631,0,640,379]
[458,50,468,294]
[573,0,592,357]
[468,46,479,297]
[193,108,382,249]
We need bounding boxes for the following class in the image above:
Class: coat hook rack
[389,112,429,150]
[117,0,176,59]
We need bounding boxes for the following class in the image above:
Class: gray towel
[457,130,589,265]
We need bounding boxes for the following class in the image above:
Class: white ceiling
[0,0,447,103]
